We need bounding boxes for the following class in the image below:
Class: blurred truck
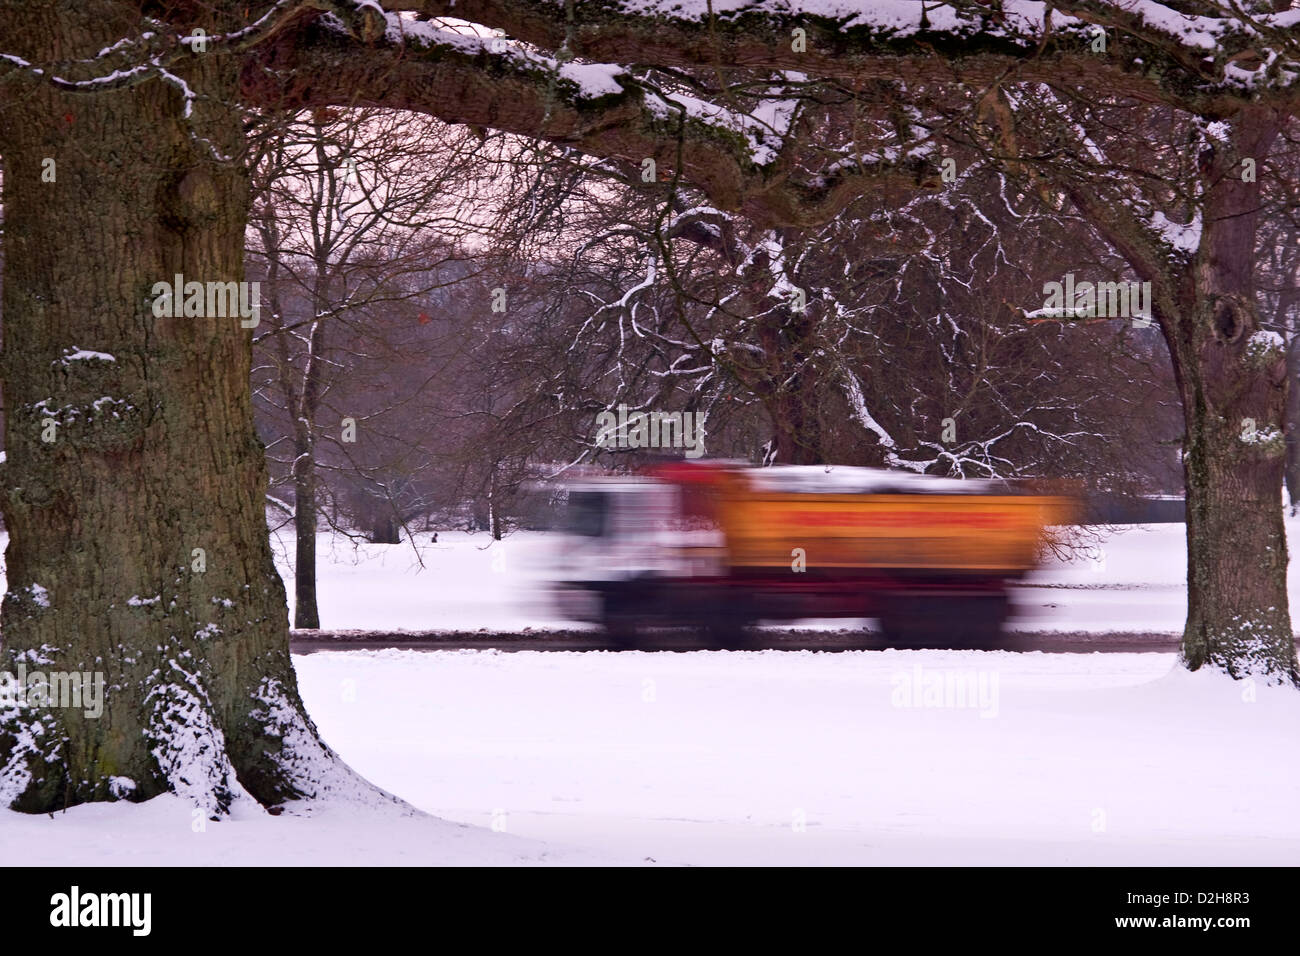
[551,460,1071,647]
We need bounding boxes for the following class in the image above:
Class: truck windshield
[565,491,608,537]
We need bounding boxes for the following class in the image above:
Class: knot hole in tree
[159,167,223,232]
[1212,295,1250,345]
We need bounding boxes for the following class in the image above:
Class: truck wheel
[601,591,642,650]
[958,595,1011,648]
[879,595,1009,649]
[707,622,755,650]
[700,602,755,650]
[877,599,925,647]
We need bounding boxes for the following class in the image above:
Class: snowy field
[3,648,1296,865]
[294,648,1300,865]
[2,522,1299,865]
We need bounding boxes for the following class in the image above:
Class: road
[288,628,1222,654]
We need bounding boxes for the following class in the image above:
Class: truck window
[566,491,608,537]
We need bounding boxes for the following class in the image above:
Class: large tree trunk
[0,20,362,813]
[1175,308,1294,682]
[1171,113,1296,684]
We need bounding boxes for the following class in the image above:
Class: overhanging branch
[242,16,939,227]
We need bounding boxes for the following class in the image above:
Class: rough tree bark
[715,232,832,465]
[1169,115,1295,682]
[0,14,363,813]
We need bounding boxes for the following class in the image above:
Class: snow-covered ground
[269,526,571,633]
[1014,524,1193,634]
[0,788,615,866]
[293,648,1300,865]
[5,648,1296,865]
[2,522,1298,865]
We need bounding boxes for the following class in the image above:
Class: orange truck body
[556,460,1074,644]
[719,489,1068,574]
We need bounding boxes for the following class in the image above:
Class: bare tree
[248,108,491,625]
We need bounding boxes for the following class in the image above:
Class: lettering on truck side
[778,510,1017,529]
